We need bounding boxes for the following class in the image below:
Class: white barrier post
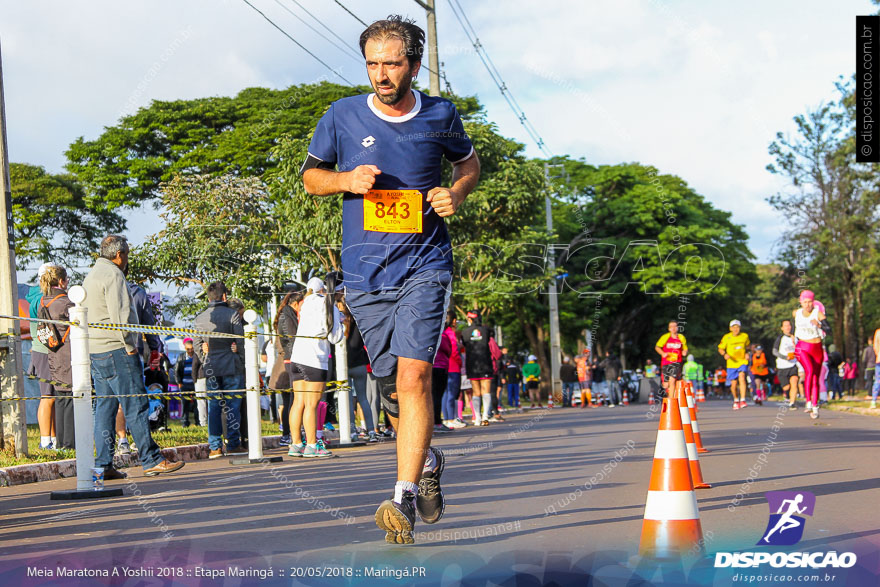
[333,335,364,448]
[51,285,123,499]
[231,309,280,464]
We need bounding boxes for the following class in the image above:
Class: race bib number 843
[363,189,423,233]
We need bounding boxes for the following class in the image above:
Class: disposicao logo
[758,490,815,546]
[714,490,857,569]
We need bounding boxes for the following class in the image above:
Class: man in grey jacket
[83,235,184,478]
[193,281,246,458]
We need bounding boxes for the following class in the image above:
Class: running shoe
[323,423,335,432]
[732,402,740,410]
[303,442,332,458]
[116,438,131,456]
[381,428,395,438]
[739,401,748,409]
[479,420,489,426]
[488,416,503,423]
[607,403,615,408]
[871,401,878,409]
[288,442,306,457]
[788,403,797,410]
[433,423,453,434]
[448,419,466,429]
[368,431,379,443]
[279,435,291,447]
[417,447,446,524]
[810,407,819,419]
[209,448,224,459]
[375,491,416,544]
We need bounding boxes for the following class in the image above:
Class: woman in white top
[288,275,344,457]
[773,318,799,409]
[792,290,826,419]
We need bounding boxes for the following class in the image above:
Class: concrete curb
[0,435,289,488]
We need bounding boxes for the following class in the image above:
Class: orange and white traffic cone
[648,390,655,405]
[639,388,705,559]
[622,389,629,406]
[696,384,706,402]
[678,382,711,488]
[685,384,709,453]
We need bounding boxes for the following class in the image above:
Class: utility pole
[0,38,28,455]
[545,163,565,403]
[414,0,441,96]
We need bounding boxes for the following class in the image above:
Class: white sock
[423,449,437,472]
[472,395,482,420]
[40,436,50,447]
[393,480,418,504]
[481,393,491,419]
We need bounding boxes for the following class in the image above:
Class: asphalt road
[1,399,879,586]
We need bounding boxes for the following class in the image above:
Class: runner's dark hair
[359,15,425,67]
[325,272,341,334]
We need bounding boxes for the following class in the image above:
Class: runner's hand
[427,187,461,217]
[347,165,381,194]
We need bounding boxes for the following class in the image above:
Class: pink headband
[799,290,815,302]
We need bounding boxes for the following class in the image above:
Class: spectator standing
[173,338,198,426]
[275,290,303,445]
[522,355,542,408]
[287,275,344,458]
[861,335,875,394]
[560,356,579,408]
[601,351,623,407]
[431,316,453,433]
[28,263,55,449]
[39,265,75,449]
[843,357,858,396]
[503,354,522,411]
[574,351,593,408]
[343,298,380,441]
[83,235,184,478]
[441,313,464,428]
[193,281,246,458]
[826,346,843,401]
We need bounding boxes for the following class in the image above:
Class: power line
[446,0,551,156]
[289,0,363,57]
[274,0,362,63]
[334,0,445,82]
[240,0,354,86]
[333,0,367,26]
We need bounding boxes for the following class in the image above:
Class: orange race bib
[363,189,423,233]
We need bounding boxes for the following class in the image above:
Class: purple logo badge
[757,491,816,546]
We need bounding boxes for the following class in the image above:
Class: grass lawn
[0,419,282,468]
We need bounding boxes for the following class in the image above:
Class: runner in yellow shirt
[718,319,751,410]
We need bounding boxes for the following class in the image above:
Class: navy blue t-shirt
[306,90,474,291]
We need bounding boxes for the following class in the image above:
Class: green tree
[129,174,284,319]
[767,86,880,358]
[9,163,125,269]
[64,82,365,209]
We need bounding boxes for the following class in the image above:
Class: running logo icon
[757,491,816,546]
[361,135,376,147]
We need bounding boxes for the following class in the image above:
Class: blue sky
[1,0,874,277]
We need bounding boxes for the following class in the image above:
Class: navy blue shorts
[345,271,452,378]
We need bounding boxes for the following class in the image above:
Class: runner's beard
[373,77,412,105]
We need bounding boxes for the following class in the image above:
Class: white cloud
[1,0,873,265]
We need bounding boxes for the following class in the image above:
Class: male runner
[719,319,751,410]
[301,15,480,544]
[655,320,688,396]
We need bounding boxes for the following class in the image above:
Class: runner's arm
[772,335,787,361]
[427,152,480,217]
[302,165,381,196]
